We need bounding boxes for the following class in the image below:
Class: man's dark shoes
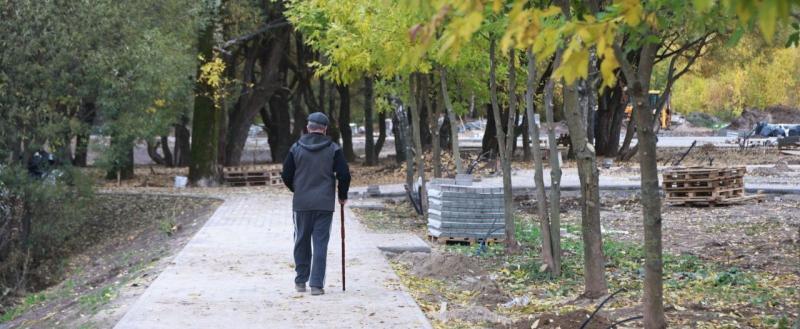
[310,287,324,295]
[295,283,306,292]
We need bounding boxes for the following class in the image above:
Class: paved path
[351,165,800,198]
[115,191,431,329]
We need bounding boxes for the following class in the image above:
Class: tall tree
[524,50,558,275]
[439,68,463,174]
[337,84,356,162]
[489,41,519,253]
[409,74,428,215]
[364,76,377,165]
[556,0,608,298]
[424,75,443,178]
[189,4,222,186]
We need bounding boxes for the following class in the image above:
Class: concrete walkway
[350,165,800,198]
[114,191,431,329]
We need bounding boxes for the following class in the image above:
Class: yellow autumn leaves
[414,0,796,88]
[198,54,228,109]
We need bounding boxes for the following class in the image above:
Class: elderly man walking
[281,112,351,296]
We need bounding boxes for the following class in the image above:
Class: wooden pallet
[662,166,757,206]
[662,166,746,182]
[665,187,744,199]
[427,235,504,245]
[662,177,743,189]
[222,164,282,173]
[223,165,282,187]
[777,136,800,150]
[666,194,764,206]
[227,180,270,187]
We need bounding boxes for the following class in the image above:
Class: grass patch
[78,285,117,312]
[0,293,47,323]
[352,202,425,233]
[508,215,798,326]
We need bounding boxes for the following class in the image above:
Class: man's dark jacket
[281,133,351,212]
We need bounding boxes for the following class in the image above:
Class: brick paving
[114,190,431,329]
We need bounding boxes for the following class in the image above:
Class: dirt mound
[442,305,510,325]
[461,278,509,308]
[728,106,800,130]
[394,251,484,279]
[749,160,795,176]
[504,309,613,329]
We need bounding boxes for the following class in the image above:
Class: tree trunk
[616,40,667,328]
[161,135,174,166]
[263,91,293,163]
[587,50,598,145]
[544,60,563,278]
[318,76,326,115]
[524,49,557,274]
[327,83,340,145]
[417,78,433,150]
[439,67,463,174]
[375,110,386,160]
[618,117,636,159]
[106,138,134,180]
[522,110,532,162]
[173,116,191,166]
[392,109,406,163]
[482,103,498,158]
[595,82,625,157]
[291,86,306,139]
[147,138,166,165]
[336,84,356,162]
[409,74,428,215]
[490,42,518,254]
[364,76,376,166]
[424,75,442,178]
[189,17,220,186]
[224,28,288,166]
[72,101,95,167]
[562,80,608,298]
[396,105,414,189]
[633,92,666,328]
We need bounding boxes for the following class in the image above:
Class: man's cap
[307,112,329,126]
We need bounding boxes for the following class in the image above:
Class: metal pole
[340,204,346,291]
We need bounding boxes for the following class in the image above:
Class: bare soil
[0,194,221,329]
[394,251,486,280]
[591,193,800,276]
[728,106,800,130]
[503,309,613,329]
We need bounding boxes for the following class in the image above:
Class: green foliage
[672,42,800,118]
[78,286,116,312]
[0,0,200,170]
[0,293,46,323]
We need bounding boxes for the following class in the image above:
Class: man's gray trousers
[293,211,333,288]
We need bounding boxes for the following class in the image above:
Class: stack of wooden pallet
[779,136,800,156]
[662,166,759,206]
[223,165,282,187]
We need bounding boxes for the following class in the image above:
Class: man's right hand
[339,199,347,206]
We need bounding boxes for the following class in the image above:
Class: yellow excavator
[624,90,671,129]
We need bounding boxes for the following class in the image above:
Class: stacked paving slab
[427,178,505,242]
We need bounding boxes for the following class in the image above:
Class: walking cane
[340,203,346,291]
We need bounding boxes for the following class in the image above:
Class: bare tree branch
[219,19,290,49]
[613,43,637,85]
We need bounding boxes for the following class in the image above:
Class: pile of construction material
[427,178,505,244]
[223,165,282,187]
[662,166,760,206]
